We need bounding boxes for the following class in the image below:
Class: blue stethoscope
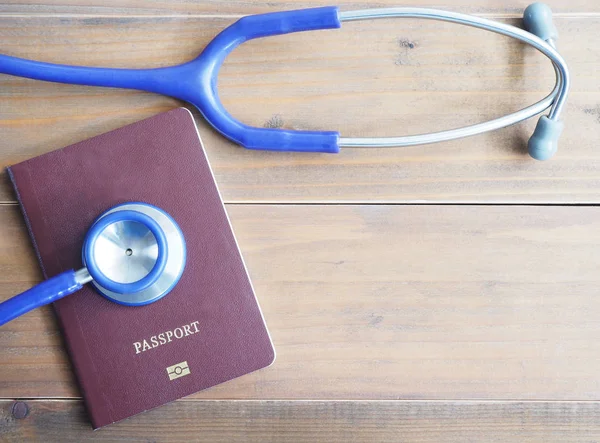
[0,3,569,160]
[0,203,186,326]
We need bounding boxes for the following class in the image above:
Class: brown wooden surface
[3,400,600,442]
[2,0,600,440]
[3,203,600,401]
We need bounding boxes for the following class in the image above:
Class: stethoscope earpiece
[523,3,558,42]
[528,116,564,161]
[522,3,564,161]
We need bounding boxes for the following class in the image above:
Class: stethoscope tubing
[0,269,88,326]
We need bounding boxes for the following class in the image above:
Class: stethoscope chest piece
[0,202,186,326]
[82,202,186,306]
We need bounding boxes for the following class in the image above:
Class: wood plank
[0,16,598,204]
[2,203,600,399]
[2,399,600,442]
[1,0,598,15]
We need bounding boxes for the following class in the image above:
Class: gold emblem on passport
[166,361,190,380]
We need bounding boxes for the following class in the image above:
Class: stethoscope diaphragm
[0,202,186,326]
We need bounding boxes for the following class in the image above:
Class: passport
[7,108,275,429]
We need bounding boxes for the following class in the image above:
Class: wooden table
[1,0,599,441]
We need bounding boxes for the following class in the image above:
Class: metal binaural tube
[337,7,569,148]
[74,268,93,285]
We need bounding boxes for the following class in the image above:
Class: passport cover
[7,108,275,429]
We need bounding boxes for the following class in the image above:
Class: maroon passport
[7,108,275,429]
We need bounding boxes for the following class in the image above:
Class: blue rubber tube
[0,7,342,153]
[0,270,82,326]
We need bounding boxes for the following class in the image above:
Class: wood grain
[1,0,598,15]
[3,399,600,442]
[1,16,598,204]
[3,203,600,400]
[2,1,600,439]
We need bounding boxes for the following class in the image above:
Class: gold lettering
[133,321,200,355]
[191,321,200,333]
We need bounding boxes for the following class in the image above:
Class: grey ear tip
[523,2,553,20]
[524,2,553,12]
[528,139,557,161]
[528,116,564,161]
[523,3,558,41]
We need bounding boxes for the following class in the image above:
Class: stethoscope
[0,203,186,326]
[0,2,569,161]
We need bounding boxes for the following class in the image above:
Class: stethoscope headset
[0,3,569,160]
